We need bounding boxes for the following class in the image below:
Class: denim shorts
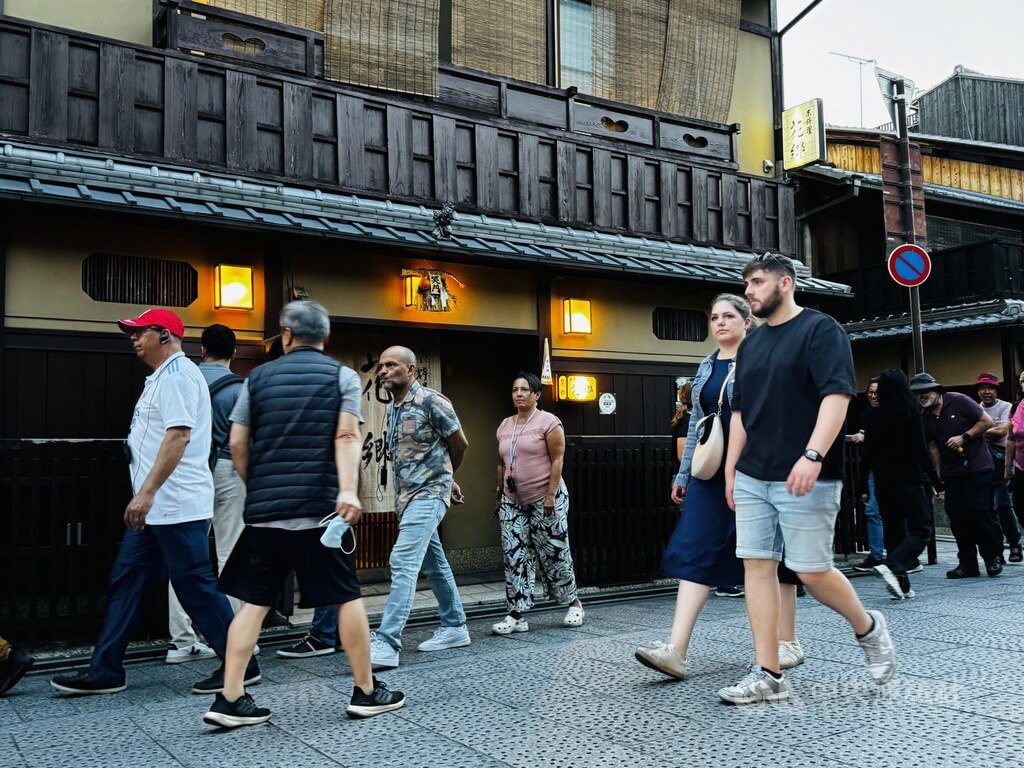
[733,470,842,573]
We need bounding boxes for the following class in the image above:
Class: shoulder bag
[690,366,735,481]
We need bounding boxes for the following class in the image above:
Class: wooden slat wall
[917,76,1024,149]
[828,142,1024,203]
[0,19,797,255]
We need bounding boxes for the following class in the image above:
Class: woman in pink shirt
[1005,372,1024,541]
[492,372,584,634]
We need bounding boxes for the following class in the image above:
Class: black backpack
[208,374,244,470]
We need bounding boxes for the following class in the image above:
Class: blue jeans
[90,520,258,685]
[310,606,338,645]
[376,496,466,651]
[865,472,884,559]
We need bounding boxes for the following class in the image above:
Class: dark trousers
[89,520,257,685]
[989,446,1020,547]
[875,481,933,573]
[944,472,1004,570]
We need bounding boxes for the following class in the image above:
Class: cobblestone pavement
[3,543,1024,768]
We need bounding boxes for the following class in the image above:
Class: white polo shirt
[127,351,214,525]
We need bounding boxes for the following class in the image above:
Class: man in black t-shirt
[717,253,896,706]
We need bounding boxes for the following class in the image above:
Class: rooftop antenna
[829,51,877,127]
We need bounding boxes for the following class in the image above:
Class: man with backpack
[166,324,247,663]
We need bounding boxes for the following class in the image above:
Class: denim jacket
[673,350,736,489]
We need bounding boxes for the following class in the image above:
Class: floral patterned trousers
[498,482,579,614]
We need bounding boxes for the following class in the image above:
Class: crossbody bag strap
[714,366,735,415]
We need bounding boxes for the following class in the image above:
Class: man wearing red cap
[50,309,259,695]
[977,372,1023,563]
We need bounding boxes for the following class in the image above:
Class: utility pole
[829,52,877,127]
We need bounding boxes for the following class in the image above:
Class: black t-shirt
[732,308,856,481]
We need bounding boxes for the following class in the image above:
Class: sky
[778,0,1024,129]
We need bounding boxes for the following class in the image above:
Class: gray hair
[280,300,330,342]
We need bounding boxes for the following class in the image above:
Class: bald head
[382,345,416,366]
[378,345,419,400]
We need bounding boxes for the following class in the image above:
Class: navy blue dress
[660,357,744,585]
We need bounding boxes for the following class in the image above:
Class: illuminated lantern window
[558,374,597,402]
[562,298,592,335]
[214,264,254,310]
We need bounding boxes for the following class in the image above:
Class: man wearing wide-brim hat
[50,309,259,696]
[910,372,1004,578]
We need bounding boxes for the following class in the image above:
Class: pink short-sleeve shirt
[497,410,563,504]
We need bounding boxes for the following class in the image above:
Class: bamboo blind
[324,0,441,96]
[451,0,547,84]
[591,0,668,109]
[204,0,325,31]
[658,0,741,121]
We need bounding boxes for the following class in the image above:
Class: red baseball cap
[117,308,185,339]
[976,372,1000,387]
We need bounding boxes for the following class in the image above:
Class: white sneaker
[491,615,529,635]
[369,633,400,670]
[634,641,686,679]
[718,665,790,705]
[856,610,897,685]
[563,604,585,627]
[416,625,471,652]
[778,640,805,670]
[165,641,216,664]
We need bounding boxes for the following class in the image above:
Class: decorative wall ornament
[402,268,464,312]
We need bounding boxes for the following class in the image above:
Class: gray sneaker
[778,640,805,670]
[634,642,686,679]
[718,665,790,704]
[856,609,896,685]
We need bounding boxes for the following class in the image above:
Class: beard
[751,284,784,319]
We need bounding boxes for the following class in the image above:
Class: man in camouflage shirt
[370,346,471,669]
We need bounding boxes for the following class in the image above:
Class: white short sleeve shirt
[127,352,214,525]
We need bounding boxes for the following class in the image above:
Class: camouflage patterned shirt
[387,381,461,514]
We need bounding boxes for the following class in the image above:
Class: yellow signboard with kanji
[782,98,826,171]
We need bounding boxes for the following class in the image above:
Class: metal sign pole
[892,77,925,374]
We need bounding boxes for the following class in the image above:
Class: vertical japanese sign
[781,98,826,171]
[331,332,441,514]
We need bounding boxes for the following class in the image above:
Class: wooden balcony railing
[0,13,795,255]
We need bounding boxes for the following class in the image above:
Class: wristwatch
[802,449,824,463]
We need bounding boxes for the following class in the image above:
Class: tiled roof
[845,299,1024,341]
[0,141,851,297]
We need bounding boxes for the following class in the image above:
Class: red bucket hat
[976,372,1000,387]
[117,308,185,339]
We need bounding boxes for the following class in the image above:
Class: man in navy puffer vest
[203,301,405,728]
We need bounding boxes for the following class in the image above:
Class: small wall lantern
[562,298,592,335]
[558,374,597,402]
[402,268,463,312]
[214,264,254,310]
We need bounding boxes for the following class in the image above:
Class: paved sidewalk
[3,542,1023,767]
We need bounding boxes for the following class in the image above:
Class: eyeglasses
[752,251,797,278]
[866,391,879,398]
[128,326,163,340]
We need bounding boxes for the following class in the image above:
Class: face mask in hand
[318,513,356,554]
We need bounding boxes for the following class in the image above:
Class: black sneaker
[946,565,980,579]
[1009,546,1023,564]
[986,558,1004,577]
[853,555,885,572]
[346,678,406,718]
[714,585,744,598]
[0,648,34,696]
[203,693,271,728]
[896,572,915,599]
[276,635,335,659]
[50,670,126,696]
[906,562,924,574]
[191,664,261,695]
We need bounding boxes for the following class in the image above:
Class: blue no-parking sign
[887,244,931,288]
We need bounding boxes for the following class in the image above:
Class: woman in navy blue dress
[635,295,807,678]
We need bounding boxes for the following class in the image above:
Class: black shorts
[218,525,361,608]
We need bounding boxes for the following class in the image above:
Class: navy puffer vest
[245,347,341,524]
